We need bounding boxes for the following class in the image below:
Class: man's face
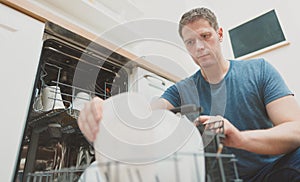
[181,19,223,68]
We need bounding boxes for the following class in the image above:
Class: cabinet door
[0,4,44,181]
[131,67,174,103]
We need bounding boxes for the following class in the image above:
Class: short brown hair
[178,7,219,38]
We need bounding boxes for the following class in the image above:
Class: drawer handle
[144,74,166,86]
[0,24,18,32]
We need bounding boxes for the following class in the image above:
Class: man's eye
[201,33,211,39]
[186,40,195,46]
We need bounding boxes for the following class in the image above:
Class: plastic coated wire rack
[32,62,121,121]
[25,119,243,182]
[25,110,243,182]
[25,151,242,182]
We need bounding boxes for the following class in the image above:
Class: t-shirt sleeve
[261,59,293,105]
[161,84,181,107]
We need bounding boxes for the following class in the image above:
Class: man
[78,7,300,181]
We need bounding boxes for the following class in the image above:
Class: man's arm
[235,95,300,155]
[150,98,175,110]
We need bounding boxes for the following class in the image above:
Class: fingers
[90,97,103,133]
[78,97,103,142]
[197,115,243,149]
[78,110,94,142]
[199,115,211,124]
[193,115,221,125]
[194,115,225,134]
[206,121,224,134]
[193,115,210,126]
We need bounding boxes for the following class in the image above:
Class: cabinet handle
[0,24,18,32]
[144,74,166,86]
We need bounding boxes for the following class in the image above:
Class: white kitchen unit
[0,4,44,182]
[130,67,174,103]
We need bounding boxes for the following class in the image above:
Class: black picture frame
[229,9,287,59]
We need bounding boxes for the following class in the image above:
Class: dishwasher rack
[27,61,121,143]
[25,118,242,182]
[25,151,242,182]
[33,62,120,111]
[29,59,125,129]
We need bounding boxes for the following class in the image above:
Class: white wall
[201,0,300,102]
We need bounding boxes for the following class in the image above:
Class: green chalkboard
[229,10,286,58]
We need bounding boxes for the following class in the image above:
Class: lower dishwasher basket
[25,151,242,182]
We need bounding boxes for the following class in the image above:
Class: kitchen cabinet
[131,67,174,103]
[0,4,44,181]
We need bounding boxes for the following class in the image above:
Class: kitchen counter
[1,0,181,83]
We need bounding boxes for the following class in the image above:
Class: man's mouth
[197,54,209,59]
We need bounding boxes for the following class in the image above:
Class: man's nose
[195,39,205,50]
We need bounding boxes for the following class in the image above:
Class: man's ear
[218,27,223,42]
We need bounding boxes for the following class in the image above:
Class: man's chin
[194,59,214,68]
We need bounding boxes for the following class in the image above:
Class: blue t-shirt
[161,59,293,177]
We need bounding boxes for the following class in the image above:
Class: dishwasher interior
[14,22,132,182]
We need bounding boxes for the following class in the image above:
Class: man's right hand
[78,97,104,142]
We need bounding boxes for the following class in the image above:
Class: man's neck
[201,59,230,84]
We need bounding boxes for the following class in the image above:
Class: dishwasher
[13,22,242,182]
[13,22,132,182]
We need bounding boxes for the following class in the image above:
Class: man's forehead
[182,24,213,37]
[182,19,212,30]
